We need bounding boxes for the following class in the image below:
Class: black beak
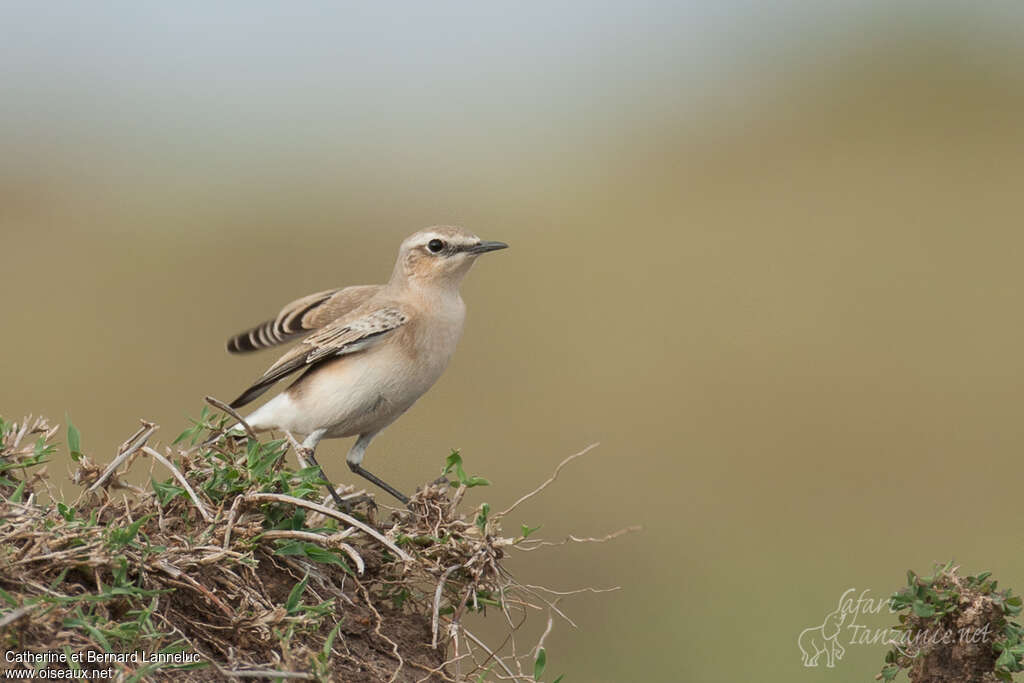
[468,240,509,255]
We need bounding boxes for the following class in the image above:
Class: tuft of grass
[878,561,1023,682]
[0,411,621,681]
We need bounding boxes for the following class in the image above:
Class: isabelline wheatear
[221,226,508,506]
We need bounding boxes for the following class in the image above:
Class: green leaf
[304,546,352,572]
[912,600,935,618]
[521,524,542,539]
[174,406,218,445]
[151,478,186,505]
[62,646,78,671]
[274,541,353,573]
[64,614,112,651]
[0,587,18,607]
[66,415,82,462]
[996,648,1017,669]
[9,480,25,503]
[107,515,153,549]
[534,648,546,680]
[124,515,149,541]
[443,451,465,479]
[34,436,54,457]
[112,558,129,587]
[475,503,490,533]
[286,573,309,614]
[273,541,308,557]
[321,619,343,661]
[890,592,913,611]
[552,676,565,683]
[57,502,75,522]
[442,450,490,488]
[49,567,71,590]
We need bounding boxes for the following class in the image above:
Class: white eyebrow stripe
[410,232,446,247]
[410,233,478,251]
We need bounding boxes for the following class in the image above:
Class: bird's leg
[299,429,350,511]
[347,433,410,505]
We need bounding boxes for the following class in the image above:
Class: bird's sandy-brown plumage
[228,304,409,409]
[219,226,508,504]
[226,284,382,354]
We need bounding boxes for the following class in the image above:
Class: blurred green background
[3,2,1023,681]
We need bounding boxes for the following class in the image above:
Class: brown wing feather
[226,285,381,353]
[228,307,408,409]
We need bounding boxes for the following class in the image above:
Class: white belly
[243,318,460,439]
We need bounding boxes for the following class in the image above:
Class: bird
[220,226,508,507]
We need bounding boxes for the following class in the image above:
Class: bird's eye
[427,239,445,253]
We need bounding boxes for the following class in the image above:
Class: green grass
[0,409,587,681]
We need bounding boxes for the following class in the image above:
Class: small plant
[0,410,620,681]
[878,562,1023,683]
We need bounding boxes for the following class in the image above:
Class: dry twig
[0,414,630,682]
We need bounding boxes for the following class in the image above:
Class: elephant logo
[798,607,847,668]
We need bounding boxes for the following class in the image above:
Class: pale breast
[401,292,466,385]
[271,292,466,438]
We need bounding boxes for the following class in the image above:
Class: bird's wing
[228,306,408,409]
[226,284,382,353]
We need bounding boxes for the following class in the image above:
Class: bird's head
[392,226,508,290]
